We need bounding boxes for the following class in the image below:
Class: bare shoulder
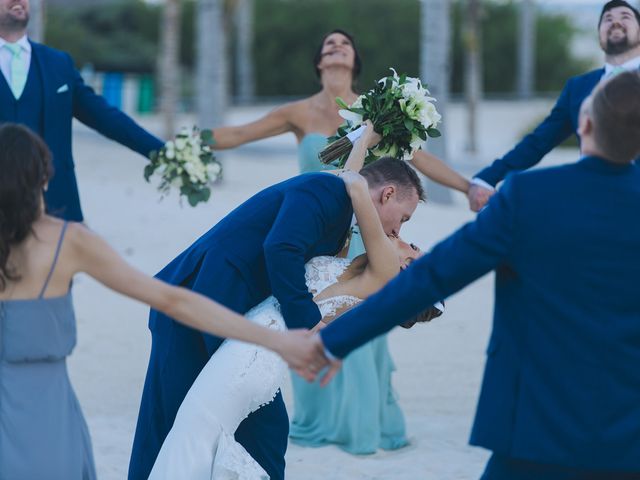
[281,98,312,121]
[63,222,103,254]
[272,99,305,118]
[31,216,71,244]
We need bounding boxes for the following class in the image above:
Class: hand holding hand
[467,184,495,212]
[273,330,329,381]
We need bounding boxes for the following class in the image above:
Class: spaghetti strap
[38,221,69,299]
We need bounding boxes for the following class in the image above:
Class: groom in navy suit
[468,0,640,211]
[314,72,640,479]
[128,158,424,480]
[0,0,163,222]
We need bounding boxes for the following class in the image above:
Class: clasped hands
[273,328,342,386]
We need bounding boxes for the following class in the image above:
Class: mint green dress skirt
[289,134,408,454]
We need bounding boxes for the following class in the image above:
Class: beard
[0,11,29,32]
[603,29,640,55]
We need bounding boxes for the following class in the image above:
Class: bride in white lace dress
[148,122,436,479]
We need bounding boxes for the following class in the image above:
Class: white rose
[207,162,222,178]
[420,102,441,128]
[164,148,175,160]
[175,138,187,150]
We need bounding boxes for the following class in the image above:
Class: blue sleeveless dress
[289,135,408,454]
[0,223,97,479]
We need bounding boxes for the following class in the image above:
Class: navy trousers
[481,454,640,480]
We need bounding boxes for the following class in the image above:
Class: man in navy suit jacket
[467,0,640,211]
[0,0,163,221]
[128,159,424,480]
[312,72,640,479]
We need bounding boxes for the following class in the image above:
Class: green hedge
[44,0,592,97]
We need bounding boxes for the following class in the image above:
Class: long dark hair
[313,29,362,81]
[0,124,53,291]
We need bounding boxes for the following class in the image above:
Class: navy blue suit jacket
[476,69,603,186]
[322,157,640,471]
[152,172,353,337]
[26,42,163,221]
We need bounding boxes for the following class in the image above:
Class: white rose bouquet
[319,69,442,167]
[145,127,222,207]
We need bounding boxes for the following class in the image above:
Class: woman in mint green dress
[208,30,471,454]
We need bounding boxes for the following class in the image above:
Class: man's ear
[577,95,593,139]
[380,185,396,204]
[577,112,593,138]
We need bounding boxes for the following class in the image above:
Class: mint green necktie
[4,43,27,99]
[606,65,627,80]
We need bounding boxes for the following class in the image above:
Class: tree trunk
[196,0,227,128]
[158,0,181,139]
[464,0,482,154]
[234,0,254,104]
[517,0,536,98]
[420,0,452,204]
[27,0,44,42]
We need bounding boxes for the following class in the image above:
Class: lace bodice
[246,256,362,329]
[304,256,362,320]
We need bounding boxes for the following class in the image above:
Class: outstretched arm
[207,103,297,149]
[474,77,576,187]
[66,224,323,373]
[410,150,471,194]
[466,77,579,212]
[339,170,397,282]
[70,54,164,156]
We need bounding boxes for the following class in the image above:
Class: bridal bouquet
[319,69,442,167]
[144,127,222,207]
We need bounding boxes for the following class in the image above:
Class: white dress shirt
[0,35,31,89]
[603,55,640,79]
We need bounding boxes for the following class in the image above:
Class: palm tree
[464,0,482,154]
[158,0,181,139]
[196,0,227,128]
[27,0,44,42]
[518,0,536,98]
[234,0,254,104]
[420,0,452,204]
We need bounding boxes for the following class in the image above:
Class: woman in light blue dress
[0,124,318,479]
[208,30,470,454]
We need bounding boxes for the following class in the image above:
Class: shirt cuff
[471,177,496,191]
